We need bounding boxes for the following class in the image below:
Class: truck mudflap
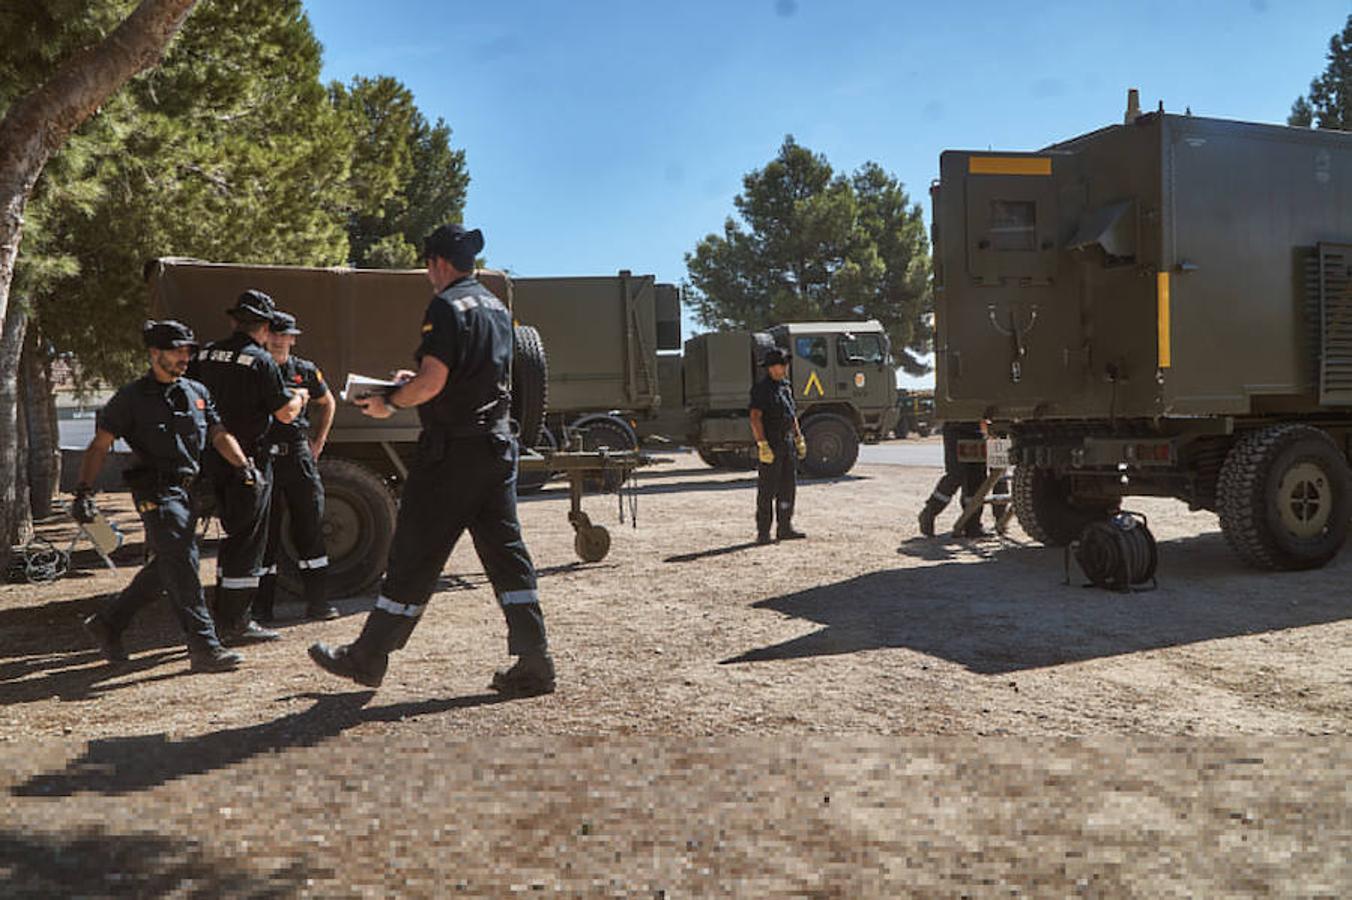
[518,449,668,563]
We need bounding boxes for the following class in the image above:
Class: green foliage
[334,76,469,268]
[685,137,932,373]
[1290,14,1352,128]
[19,0,354,385]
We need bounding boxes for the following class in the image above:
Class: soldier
[309,223,554,695]
[77,321,255,672]
[255,310,338,623]
[189,290,306,644]
[918,420,990,537]
[749,347,807,544]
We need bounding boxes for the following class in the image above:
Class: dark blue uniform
[750,375,798,537]
[351,274,547,658]
[257,355,329,618]
[92,374,224,653]
[188,331,293,630]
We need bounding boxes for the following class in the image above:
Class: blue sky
[303,0,1349,385]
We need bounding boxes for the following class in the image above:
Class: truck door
[792,334,831,406]
[835,331,889,404]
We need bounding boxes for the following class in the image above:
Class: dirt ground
[2,447,1349,896]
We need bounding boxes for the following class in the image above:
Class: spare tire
[512,324,548,448]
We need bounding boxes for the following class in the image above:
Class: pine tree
[685,137,932,373]
[1289,14,1352,129]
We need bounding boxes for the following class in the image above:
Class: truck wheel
[801,414,859,478]
[317,458,398,598]
[1216,425,1352,570]
[1011,465,1114,546]
[576,414,636,492]
[512,325,548,448]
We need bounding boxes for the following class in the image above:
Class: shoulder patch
[195,397,206,410]
[235,352,255,366]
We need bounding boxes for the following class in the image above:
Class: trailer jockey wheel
[574,524,611,563]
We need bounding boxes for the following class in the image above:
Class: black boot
[302,570,337,621]
[918,501,941,537]
[490,654,556,696]
[776,523,806,540]
[215,586,281,645]
[307,642,387,687]
[756,530,773,545]
[189,645,243,673]
[254,574,278,624]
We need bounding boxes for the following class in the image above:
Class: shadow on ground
[723,531,1352,674]
[12,689,509,797]
[0,826,320,897]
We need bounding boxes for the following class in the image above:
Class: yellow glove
[757,440,775,465]
[795,434,807,460]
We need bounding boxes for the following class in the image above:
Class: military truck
[933,96,1352,570]
[672,322,899,477]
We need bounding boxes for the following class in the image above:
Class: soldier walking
[309,223,554,695]
[189,290,306,644]
[254,310,338,623]
[750,347,807,544]
[77,321,255,672]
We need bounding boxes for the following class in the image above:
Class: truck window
[837,333,885,366]
[796,336,828,368]
[990,199,1036,251]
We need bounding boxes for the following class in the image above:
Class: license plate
[986,437,1011,469]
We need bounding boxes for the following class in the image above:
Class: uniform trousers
[353,431,547,658]
[756,435,798,536]
[205,450,273,627]
[257,442,327,614]
[99,485,222,652]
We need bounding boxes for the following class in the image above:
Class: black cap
[226,288,276,323]
[142,319,197,350]
[269,310,302,335]
[762,347,789,367]
[423,223,484,271]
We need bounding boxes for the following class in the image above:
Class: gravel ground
[2,451,1349,895]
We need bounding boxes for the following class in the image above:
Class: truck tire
[801,414,859,478]
[576,413,637,492]
[1011,465,1114,547]
[316,457,398,598]
[512,325,548,448]
[697,447,722,468]
[1216,425,1352,570]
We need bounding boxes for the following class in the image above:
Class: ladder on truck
[951,437,1014,538]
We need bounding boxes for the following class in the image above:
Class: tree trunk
[13,333,32,547]
[0,0,198,575]
[0,305,30,565]
[22,327,59,519]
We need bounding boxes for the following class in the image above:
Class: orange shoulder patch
[195,397,206,410]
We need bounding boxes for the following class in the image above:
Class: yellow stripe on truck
[968,156,1052,176]
[1157,271,1172,369]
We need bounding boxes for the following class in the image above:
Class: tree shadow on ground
[0,825,320,897]
[722,531,1352,674]
[12,689,510,797]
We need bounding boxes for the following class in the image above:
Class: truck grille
[1315,242,1352,406]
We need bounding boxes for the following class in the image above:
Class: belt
[270,441,309,457]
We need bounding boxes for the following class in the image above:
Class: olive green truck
[934,101,1352,570]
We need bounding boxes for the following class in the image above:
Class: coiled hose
[1069,511,1158,591]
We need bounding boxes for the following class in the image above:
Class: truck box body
[146,260,675,439]
[511,272,669,417]
[934,112,1352,423]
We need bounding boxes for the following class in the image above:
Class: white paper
[341,373,399,403]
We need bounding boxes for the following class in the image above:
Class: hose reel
[1065,511,1158,592]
